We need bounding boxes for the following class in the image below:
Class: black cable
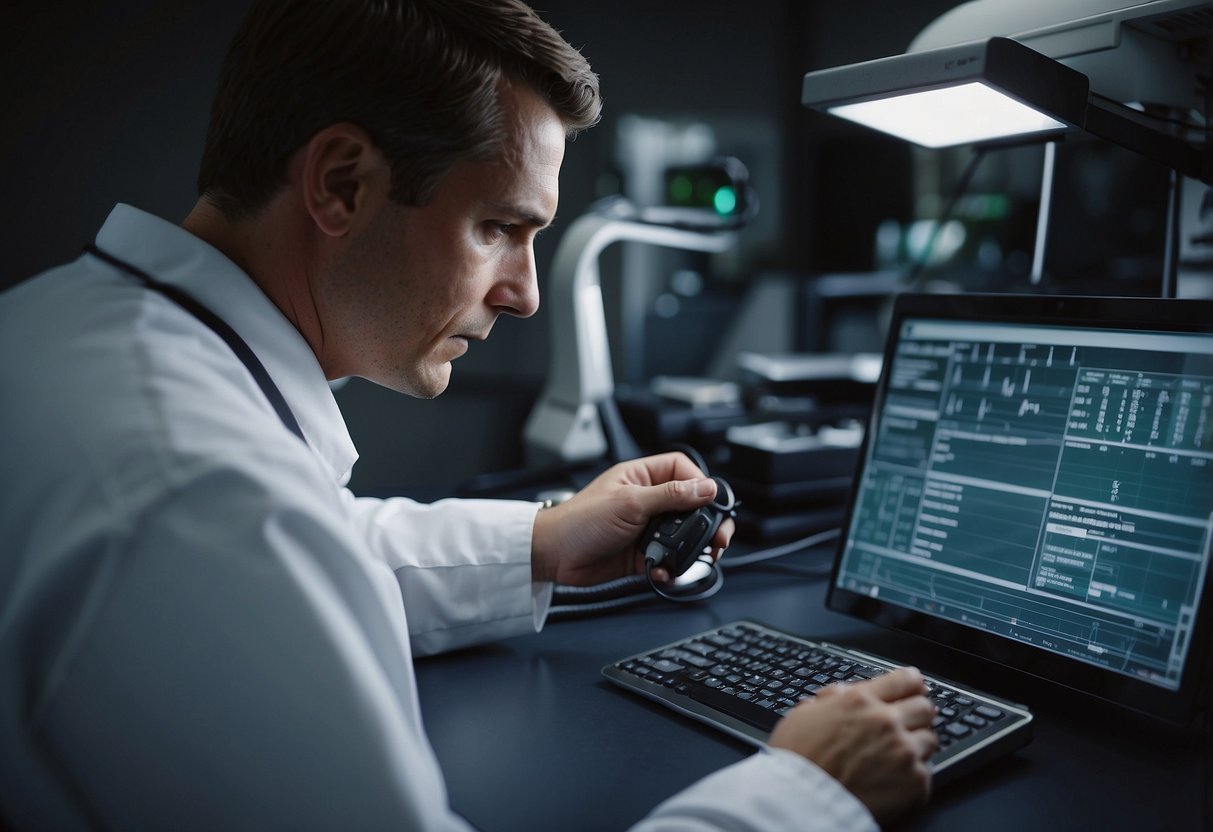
[719,528,840,569]
[904,147,987,289]
[546,592,657,621]
[552,575,650,605]
[548,528,842,618]
[664,441,709,477]
[548,564,723,618]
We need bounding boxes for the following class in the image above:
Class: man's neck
[181,197,331,375]
[181,199,255,277]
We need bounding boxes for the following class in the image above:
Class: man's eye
[486,222,514,240]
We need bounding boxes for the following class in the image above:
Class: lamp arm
[1084,95,1211,185]
[524,212,735,465]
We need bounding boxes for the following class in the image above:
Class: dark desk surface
[414,543,1210,832]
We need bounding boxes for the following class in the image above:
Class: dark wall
[2,1,960,493]
[4,3,247,286]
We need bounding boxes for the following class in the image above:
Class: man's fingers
[648,564,671,583]
[710,517,735,553]
[909,725,940,761]
[865,666,928,702]
[638,451,709,484]
[894,692,938,730]
[630,476,717,525]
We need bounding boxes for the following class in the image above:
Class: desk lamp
[800,0,1211,295]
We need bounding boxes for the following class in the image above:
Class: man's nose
[490,246,540,318]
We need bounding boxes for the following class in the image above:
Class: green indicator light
[670,174,693,204]
[986,194,1010,220]
[713,186,737,215]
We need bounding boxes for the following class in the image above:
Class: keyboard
[603,621,1033,786]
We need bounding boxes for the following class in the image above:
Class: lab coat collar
[94,203,361,484]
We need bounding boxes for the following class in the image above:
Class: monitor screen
[829,293,1213,721]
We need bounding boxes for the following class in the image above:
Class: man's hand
[530,452,734,586]
[769,667,937,824]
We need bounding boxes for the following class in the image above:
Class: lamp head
[802,37,1089,149]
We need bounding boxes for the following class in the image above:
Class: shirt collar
[94,203,360,484]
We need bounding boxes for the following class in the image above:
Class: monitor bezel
[827,292,1213,724]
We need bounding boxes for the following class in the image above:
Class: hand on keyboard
[768,666,937,824]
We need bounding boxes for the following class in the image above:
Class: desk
[414,543,1210,831]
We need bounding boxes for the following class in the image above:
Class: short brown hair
[197,0,601,219]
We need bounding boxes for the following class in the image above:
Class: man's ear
[298,123,387,237]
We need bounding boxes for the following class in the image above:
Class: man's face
[320,82,565,398]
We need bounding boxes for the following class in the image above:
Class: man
[0,1,936,829]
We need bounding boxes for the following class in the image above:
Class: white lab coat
[0,205,875,831]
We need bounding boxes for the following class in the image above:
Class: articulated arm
[525,212,735,465]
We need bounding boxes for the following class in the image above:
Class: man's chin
[406,365,452,400]
[364,363,451,399]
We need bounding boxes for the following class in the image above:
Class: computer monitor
[829,292,1213,722]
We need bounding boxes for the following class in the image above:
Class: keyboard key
[647,659,684,674]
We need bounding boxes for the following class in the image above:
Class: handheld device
[641,476,737,578]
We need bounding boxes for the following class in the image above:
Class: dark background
[2,1,1189,493]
